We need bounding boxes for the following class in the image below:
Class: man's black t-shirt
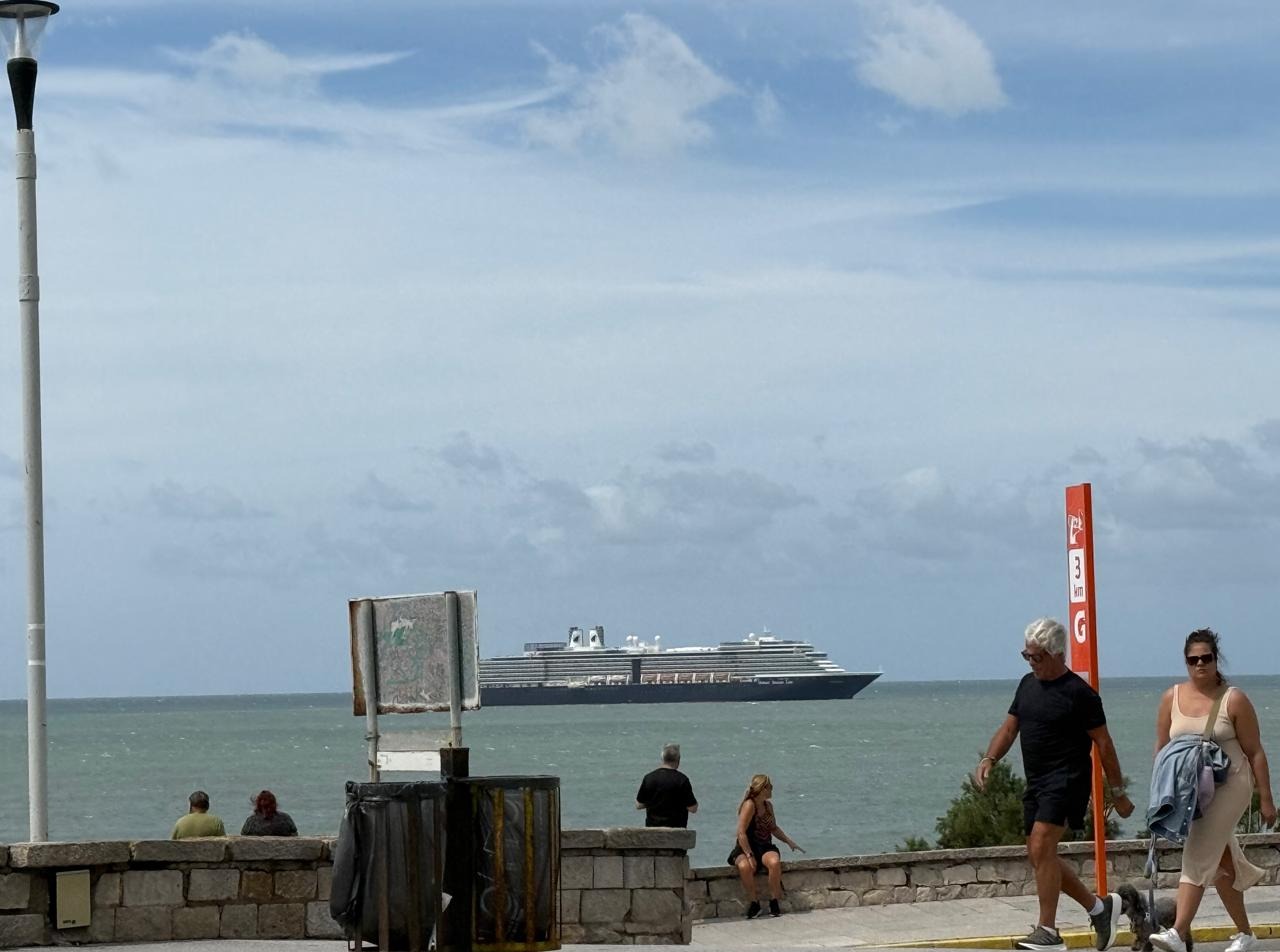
[636,767,697,828]
[1008,670,1105,790]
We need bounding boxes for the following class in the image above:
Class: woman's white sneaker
[1149,928,1187,952]
[1224,933,1258,952]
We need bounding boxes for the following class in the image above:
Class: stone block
[561,830,605,849]
[562,855,593,890]
[0,846,6,865]
[0,913,46,946]
[654,855,686,888]
[944,864,977,885]
[122,869,184,907]
[936,884,964,900]
[707,877,744,901]
[839,869,874,890]
[911,865,944,886]
[788,869,839,891]
[963,883,1002,899]
[228,837,324,861]
[602,827,695,850]
[562,923,585,943]
[131,839,227,863]
[221,903,258,938]
[630,888,683,922]
[317,864,333,901]
[93,872,121,908]
[578,923,625,943]
[861,889,891,905]
[1156,872,1181,888]
[624,855,655,888]
[86,906,116,943]
[716,898,746,919]
[684,878,708,899]
[689,898,716,920]
[593,855,624,888]
[189,868,240,902]
[259,902,305,938]
[8,841,131,867]
[561,888,581,923]
[874,867,907,887]
[241,870,274,902]
[275,869,317,900]
[173,906,221,940]
[306,900,344,939]
[892,885,914,903]
[115,906,173,942]
[0,873,32,910]
[915,886,936,902]
[580,888,631,923]
[1245,847,1280,867]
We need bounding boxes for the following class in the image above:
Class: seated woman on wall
[729,773,803,918]
[240,790,298,836]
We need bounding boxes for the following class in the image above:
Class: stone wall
[561,828,694,946]
[0,828,695,948]
[687,833,1280,921]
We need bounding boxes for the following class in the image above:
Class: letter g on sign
[1072,610,1088,644]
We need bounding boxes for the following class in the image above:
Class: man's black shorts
[1022,781,1090,836]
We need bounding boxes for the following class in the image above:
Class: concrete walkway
[11,886,1280,951]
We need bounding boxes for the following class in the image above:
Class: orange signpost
[1065,482,1107,892]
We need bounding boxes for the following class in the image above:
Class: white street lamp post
[1,0,58,843]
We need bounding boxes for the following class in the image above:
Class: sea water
[2,677,1276,867]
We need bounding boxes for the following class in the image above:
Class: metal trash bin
[331,780,447,951]
[466,776,560,952]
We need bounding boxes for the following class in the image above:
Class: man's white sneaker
[1224,933,1258,952]
[1150,928,1187,952]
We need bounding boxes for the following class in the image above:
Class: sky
[2,1,1280,698]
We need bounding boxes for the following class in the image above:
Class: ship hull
[480,672,879,706]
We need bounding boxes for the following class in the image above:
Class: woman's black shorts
[728,841,780,866]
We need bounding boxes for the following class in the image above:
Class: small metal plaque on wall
[54,869,91,929]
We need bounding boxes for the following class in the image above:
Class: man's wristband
[978,756,995,765]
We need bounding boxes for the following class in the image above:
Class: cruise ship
[479,626,880,706]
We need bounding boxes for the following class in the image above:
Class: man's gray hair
[1024,617,1067,657]
[661,743,681,766]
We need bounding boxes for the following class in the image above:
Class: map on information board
[349,591,481,715]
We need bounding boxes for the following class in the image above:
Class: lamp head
[0,2,58,63]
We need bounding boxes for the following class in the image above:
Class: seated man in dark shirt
[636,743,698,827]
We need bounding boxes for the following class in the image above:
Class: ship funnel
[588,626,605,647]
[568,626,583,647]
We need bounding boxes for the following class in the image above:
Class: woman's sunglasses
[1185,653,1216,666]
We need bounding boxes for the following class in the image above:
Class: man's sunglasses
[1020,650,1047,663]
[1185,653,1216,666]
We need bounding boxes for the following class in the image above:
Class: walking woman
[1151,629,1276,952]
[730,774,803,919]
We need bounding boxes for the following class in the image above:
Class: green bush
[934,759,1028,849]
[895,835,933,853]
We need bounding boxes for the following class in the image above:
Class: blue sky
[2,1,1280,697]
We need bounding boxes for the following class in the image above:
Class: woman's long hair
[1185,628,1228,687]
[741,774,772,806]
[253,790,279,819]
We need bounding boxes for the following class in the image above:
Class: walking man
[977,618,1134,952]
[171,790,226,839]
[636,743,698,827]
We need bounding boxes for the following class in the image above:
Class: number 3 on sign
[1068,548,1087,604]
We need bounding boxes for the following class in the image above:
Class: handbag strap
[1202,686,1229,740]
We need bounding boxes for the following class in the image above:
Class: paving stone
[7,841,131,867]
[173,905,221,940]
[579,887,631,922]
[306,900,344,938]
[188,868,239,902]
[275,869,317,900]
[93,871,121,908]
[131,839,228,862]
[122,869,184,907]
[0,913,45,947]
[220,903,258,939]
[114,906,174,941]
[0,873,32,910]
[624,855,655,887]
[259,902,306,938]
[228,837,324,861]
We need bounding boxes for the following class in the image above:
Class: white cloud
[753,84,782,130]
[524,13,735,156]
[856,0,1007,117]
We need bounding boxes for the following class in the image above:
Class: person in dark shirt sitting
[240,790,298,836]
[635,743,698,828]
